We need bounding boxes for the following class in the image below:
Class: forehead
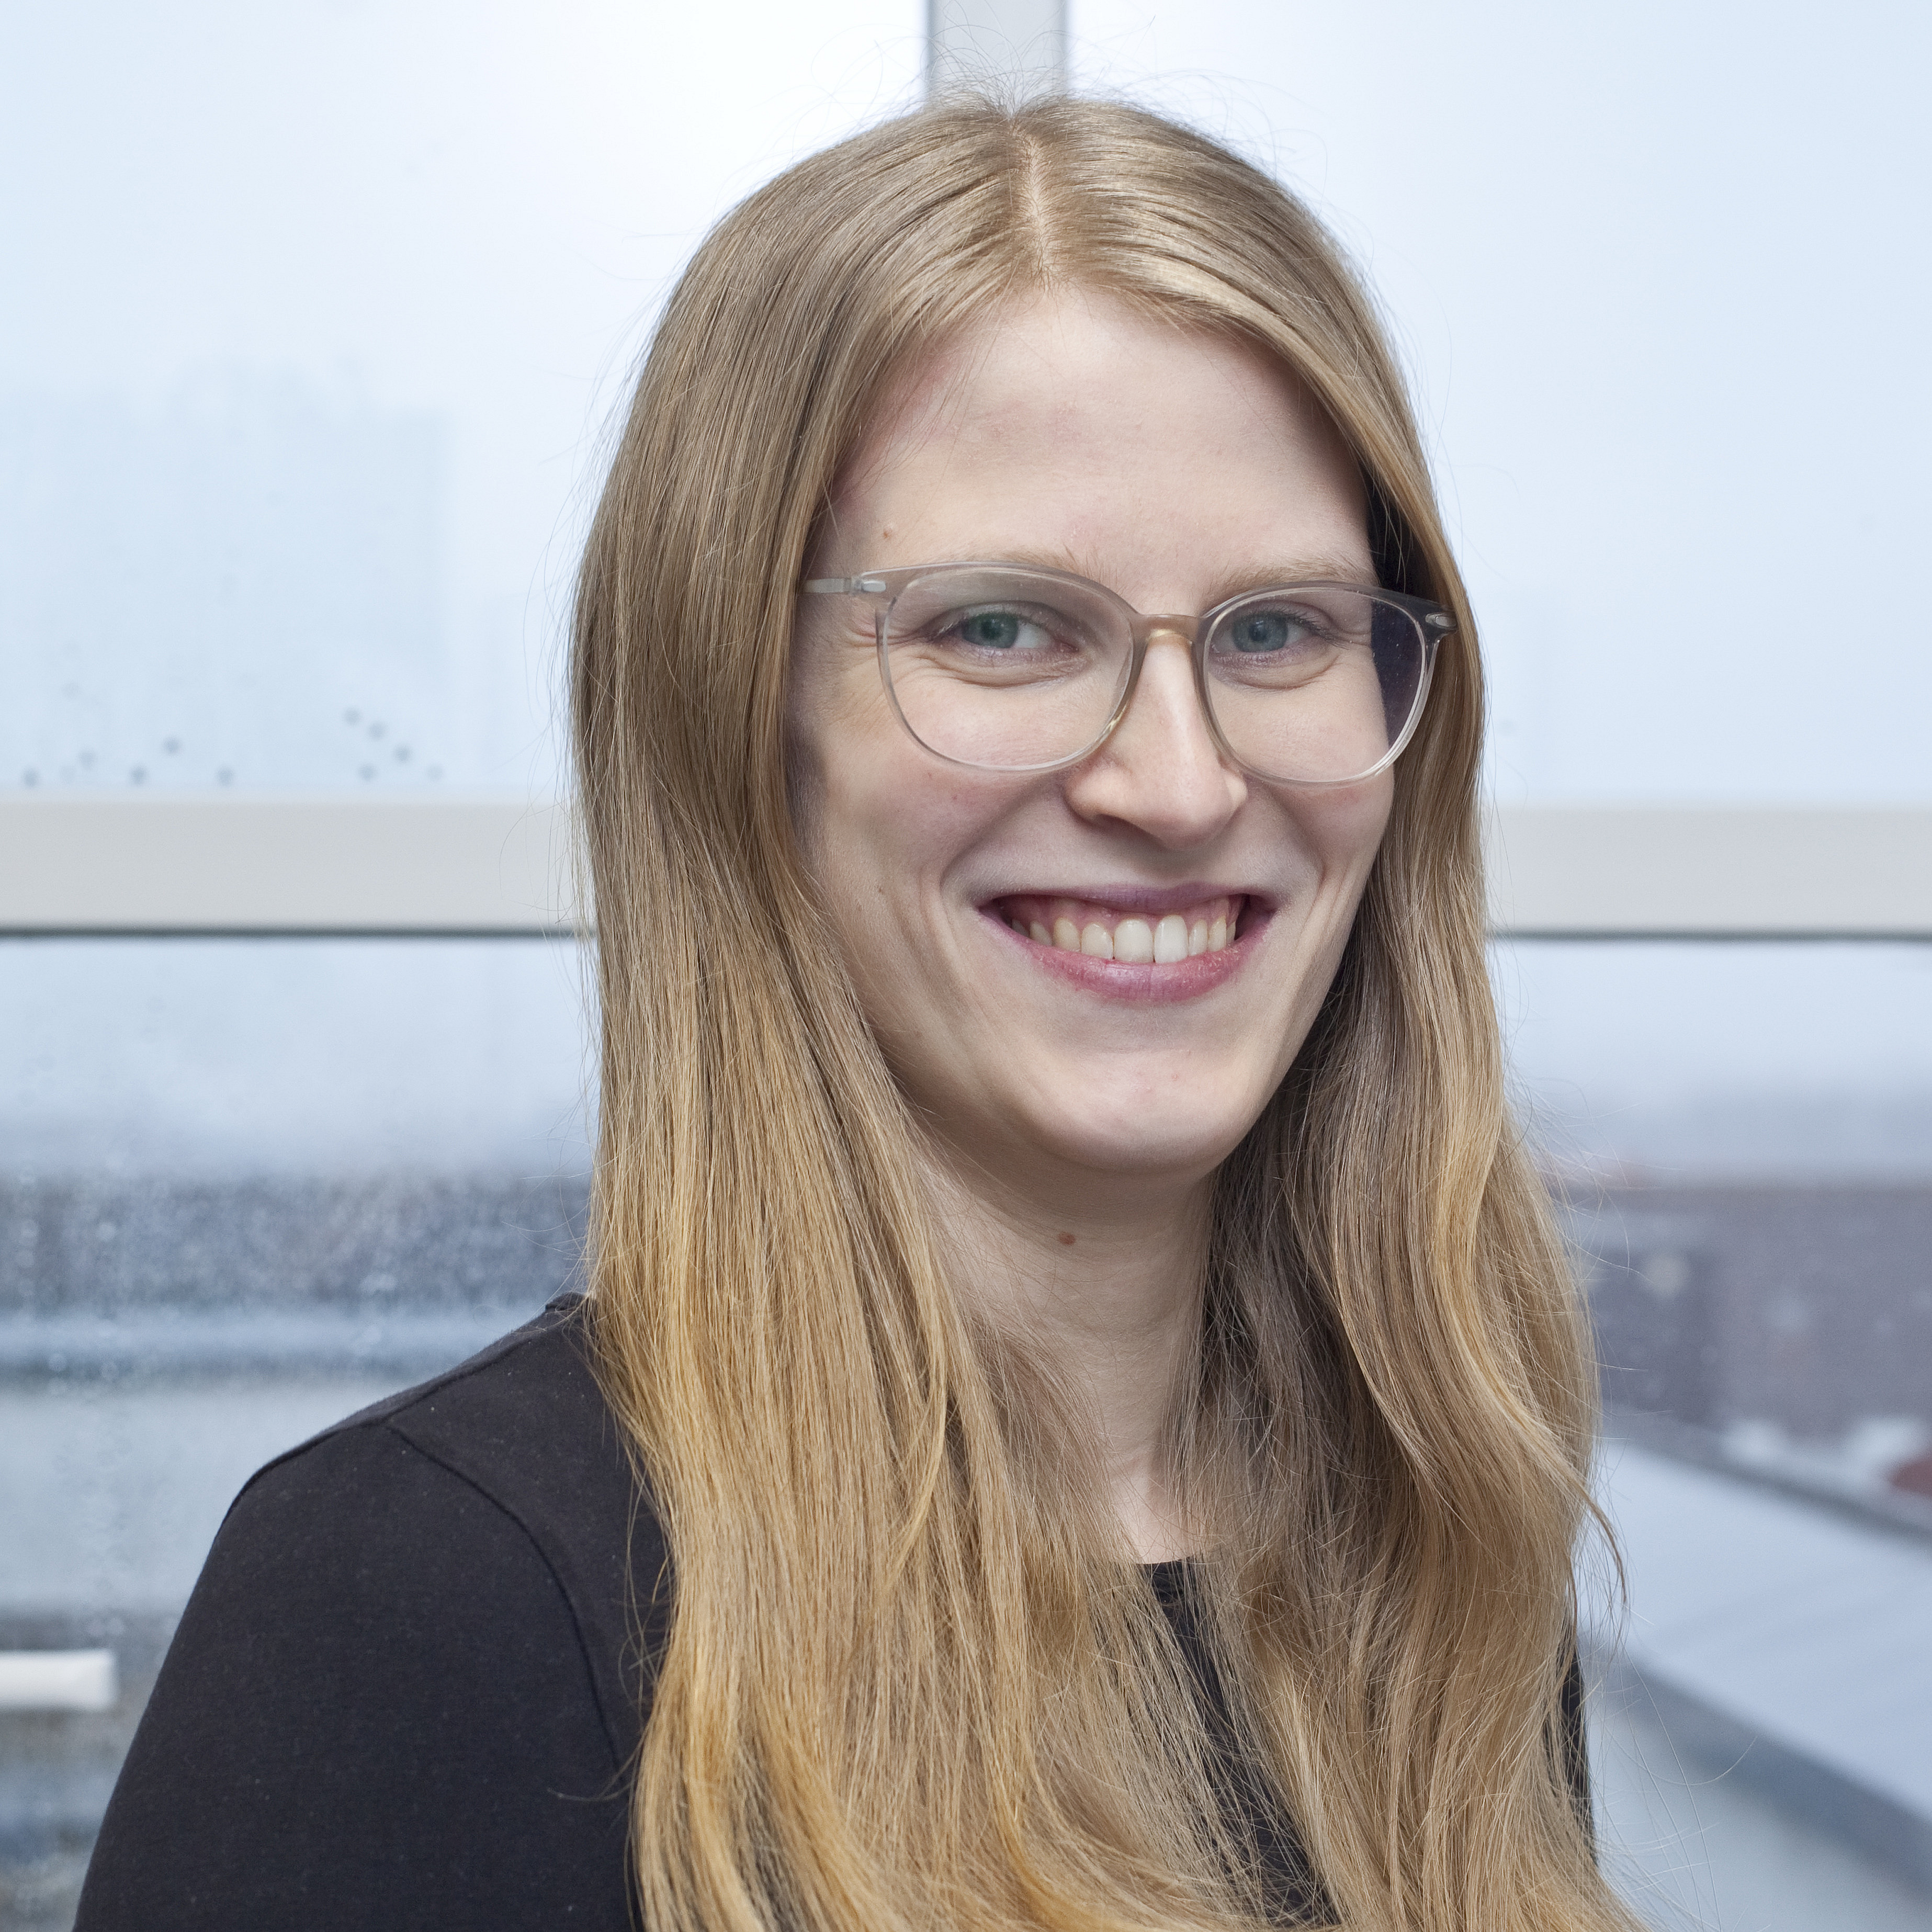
[827,290,1370,593]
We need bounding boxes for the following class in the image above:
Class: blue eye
[958,611,1024,649]
[1229,610,1305,653]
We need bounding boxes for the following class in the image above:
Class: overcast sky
[4,0,1927,803]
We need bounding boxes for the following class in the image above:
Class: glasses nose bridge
[1127,610,1202,653]
[1106,607,1230,769]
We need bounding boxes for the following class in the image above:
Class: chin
[1009,1088,1271,1184]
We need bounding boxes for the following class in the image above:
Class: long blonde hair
[572,95,1630,1932]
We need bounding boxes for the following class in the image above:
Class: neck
[925,1147,1212,1563]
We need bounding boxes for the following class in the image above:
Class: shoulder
[235,1291,667,1739]
[253,1287,624,1498]
[268,1298,657,1661]
[77,1296,662,1932]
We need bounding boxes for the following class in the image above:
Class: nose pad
[1068,626,1244,843]
[1116,620,1216,754]
[1138,618,1199,650]
[1097,626,1244,784]
[1121,623,1201,720]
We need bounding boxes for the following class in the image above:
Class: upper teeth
[1002,896,1237,963]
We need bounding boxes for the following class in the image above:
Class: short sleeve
[75,1422,638,1931]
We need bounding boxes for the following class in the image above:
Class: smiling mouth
[989,894,1246,964]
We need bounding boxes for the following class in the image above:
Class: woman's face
[789,291,1392,1203]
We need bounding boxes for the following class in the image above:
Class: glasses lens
[1203,587,1428,783]
[881,569,1131,770]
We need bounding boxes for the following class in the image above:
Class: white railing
[1482,805,1932,939]
[3,794,1927,939]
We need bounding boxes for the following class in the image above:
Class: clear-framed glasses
[799,562,1452,787]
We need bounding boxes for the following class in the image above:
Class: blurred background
[2,2,1928,1926]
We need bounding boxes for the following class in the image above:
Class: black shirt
[77,1295,1586,1929]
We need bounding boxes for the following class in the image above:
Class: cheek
[790,707,985,963]
[815,765,999,930]
[1293,774,1395,882]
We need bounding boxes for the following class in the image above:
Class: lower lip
[980,903,1269,1005]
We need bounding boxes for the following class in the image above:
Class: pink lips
[981,890,1266,1004]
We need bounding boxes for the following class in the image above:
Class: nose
[1061,630,1247,848]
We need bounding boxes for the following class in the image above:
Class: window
[5,6,1929,1927]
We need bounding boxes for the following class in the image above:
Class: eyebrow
[1213,559,1382,597]
[965,547,1380,603]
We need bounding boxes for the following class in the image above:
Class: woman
[80,96,1625,1931]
